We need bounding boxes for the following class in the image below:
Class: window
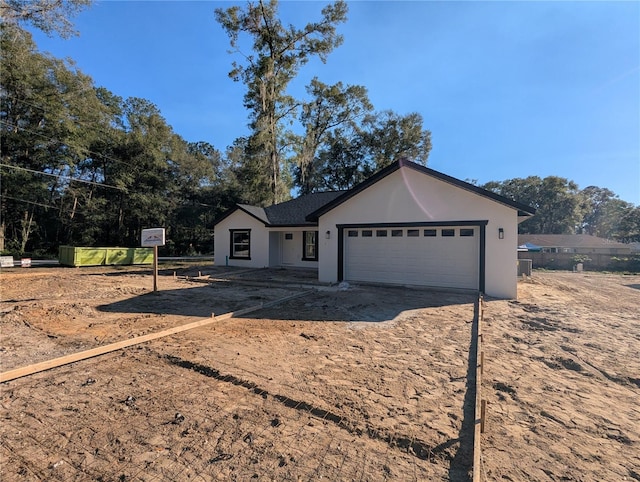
[362,230,373,237]
[284,233,293,240]
[407,229,419,237]
[303,231,318,261]
[230,229,250,259]
[391,229,403,237]
[424,229,437,237]
[460,228,474,237]
[376,230,387,237]
[442,229,455,237]
[348,230,358,237]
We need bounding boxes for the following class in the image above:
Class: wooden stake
[472,294,483,482]
[481,399,487,433]
[480,351,484,375]
[153,245,158,292]
[0,290,314,383]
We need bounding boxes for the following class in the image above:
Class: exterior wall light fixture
[498,228,504,239]
[325,230,331,239]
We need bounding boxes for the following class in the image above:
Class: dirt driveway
[0,265,638,481]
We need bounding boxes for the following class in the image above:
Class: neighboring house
[214,159,535,298]
[517,234,632,255]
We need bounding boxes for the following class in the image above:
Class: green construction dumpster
[58,246,153,267]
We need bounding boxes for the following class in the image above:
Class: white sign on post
[141,228,165,292]
[141,228,166,247]
[0,256,14,268]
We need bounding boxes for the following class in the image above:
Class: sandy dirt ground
[0,264,638,481]
[481,272,639,481]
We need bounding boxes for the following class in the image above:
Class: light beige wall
[214,213,320,269]
[214,211,269,268]
[275,228,319,268]
[318,166,519,298]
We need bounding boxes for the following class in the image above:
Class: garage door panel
[345,226,479,290]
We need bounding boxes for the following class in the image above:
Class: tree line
[1,0,638,257]
[0,0,432,256]
[481,178,639,242]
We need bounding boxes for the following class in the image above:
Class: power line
[2,97,122,138]
[0,163,126,191]
[1,97,46,114]
[4,95,117,128]
[2,100,221,180]
[1,195,98,220]
[0,119,138,174]
[1,195,58,210]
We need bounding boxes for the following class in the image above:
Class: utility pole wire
[1,195,59,210]
[0,163,126,191]
[0,119,138,173]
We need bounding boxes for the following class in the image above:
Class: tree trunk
[271,148,278,205]
[70,196,78,220]
[19,210,34,254]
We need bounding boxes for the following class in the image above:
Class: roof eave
[213,204,271,227]
[267,223,319,228]
[230,205,271,226]
[517,210,536,223]
[212,205,240,227]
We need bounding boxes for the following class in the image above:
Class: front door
[281,232,297,265]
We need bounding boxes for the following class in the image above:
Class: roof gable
[306,159,536,222]
[215,160,536,227]
[212,204,267,227]
[238,204,269,224]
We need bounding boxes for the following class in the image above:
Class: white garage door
[344,226,479,290]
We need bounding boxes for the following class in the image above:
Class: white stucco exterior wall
[275,228,319,268]
[214,211,320,269]
[214,211,270,268]
[317,166,520,298]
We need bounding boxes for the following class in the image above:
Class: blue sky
[27,0,640,204]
